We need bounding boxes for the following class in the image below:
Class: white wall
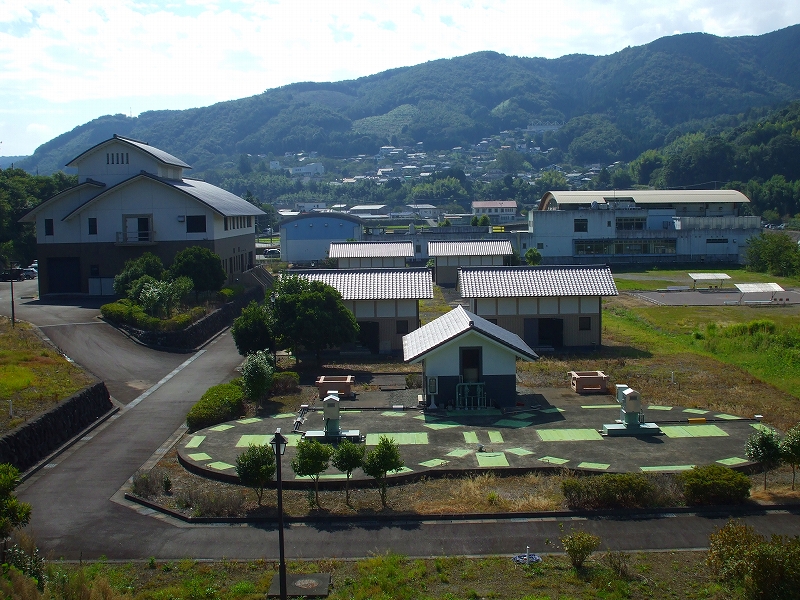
[422,331,517,377]
[73,141,172,187]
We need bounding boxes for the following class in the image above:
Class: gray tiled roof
[289,268,433,300]
[66,134,192,169]
[403,305,538,363]
[329,241,414,258]
[428,240,513,257]
[458,265,618,297]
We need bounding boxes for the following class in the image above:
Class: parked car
[0,268,24,282]
[21,268,37,279]
[264,248,281,259]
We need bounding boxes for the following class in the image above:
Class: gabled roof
[66,134,191,169]
[428,240,513,257]
[329,241,414,259]
[18,179,106,222]
[459,265,618,298]
[403,306,538,363]
[289,268,433,300]
[62,172,264,220]
[539,189,749,210]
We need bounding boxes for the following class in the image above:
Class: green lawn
[612,267,800,291]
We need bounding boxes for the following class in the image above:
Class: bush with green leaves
[169,246,226,297]
[561,529,601,569]
[332,439,366,504]
[241,350,274,403]
[745,428,783,490]
[271,371,300,394]
[113,252,165,296]
[231,300,275,356]
[186,382,244,431]
[133,276,194,318]
[0,464,32,551]
[363,435,404,508]
[561,473,658,509]
[678,464,750,506]
[235,444,276,506]
[291,439,334,507]
[130,468,168,499]
[781,424,800,490]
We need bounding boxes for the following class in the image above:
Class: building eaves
[458,265,618,298]
[289,268,433,300]
[428,240,513,257]
[18,180,106,223]
[329,241,414,258]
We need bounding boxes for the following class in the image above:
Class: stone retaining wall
[120,287,264,350]
[0,382,113,472]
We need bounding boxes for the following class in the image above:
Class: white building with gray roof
[329,241,414,268]
[428,239,513,286]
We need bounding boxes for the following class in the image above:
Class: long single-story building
[280,212,364,264]
[290,268,433,354]
[428,239,513,285]
[329,241,414,269]
[458,265,618,349]
[403,306,538,409]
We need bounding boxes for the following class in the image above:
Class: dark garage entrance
[358,321,380,354]
[525,317,563,348]
[47,257,81,293]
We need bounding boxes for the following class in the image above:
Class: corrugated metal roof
[428,240,513,257]
[66,134,192,169]
[289,268,433,300]
[459,265,618,298]
[403,306,538,363]
[540,189,749,209]
[329,241,414,258]
[472,200,517,208]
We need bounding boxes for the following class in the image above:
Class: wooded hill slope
[17,24,800,174]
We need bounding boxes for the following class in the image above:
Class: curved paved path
[4,280,800,560]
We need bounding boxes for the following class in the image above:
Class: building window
[537,242,544,250]
[616,217,646,230]
[579,316,592,331]
[90,264,100,277]
[396,320,409,335]
[706,238,729,244]
[224,217,228,231]
[44,218,54,236]
[247,216,252,227]
[574,218,588,233]
[106,153,109,164]
[186,215,207,233]
[415,244,421,253]
[88,217,97,235]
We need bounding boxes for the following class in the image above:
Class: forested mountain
[16,25,800,175]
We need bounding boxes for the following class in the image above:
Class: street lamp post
[9,261,16,328]
[269,428,288,600]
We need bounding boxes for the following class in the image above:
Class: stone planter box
[315,375,355,399]
[568,371,608,394]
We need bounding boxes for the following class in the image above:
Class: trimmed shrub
[241,351,274,403]
[101,300,204,332]
[271,371,300,394]
[218,288,236,302]
[561,473,658,509]
[561,530,601,568]
[678,464,750,506]
[186,382,244,431]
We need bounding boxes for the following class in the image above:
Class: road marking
[38,322,106,327]
[124,350,206,412]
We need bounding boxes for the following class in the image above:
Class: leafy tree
[134,276,193,317]
[235,445,276,506]
[470,216,479,226]
[494,149,526,173]
[231,301,275,356]
[331,440,366,505]
[113,252,164,296]
[524,247,542,265]
[0,464,32,562]
[478,214,491,227]
[271,275,359,364]
[745,428,782,490]
[241,350,274,404]
[781,424,800,490]
[745,232,800,277]
[362,436,404,508]
[169,246,227,298]
[291,439,333,507]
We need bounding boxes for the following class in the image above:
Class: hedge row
[101,299,205,332]
[186,381,244,431]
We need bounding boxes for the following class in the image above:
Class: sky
[1,0,800,157]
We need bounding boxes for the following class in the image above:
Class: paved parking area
[635,288,800,306]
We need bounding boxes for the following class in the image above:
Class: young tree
[478,214,491,227]
[332,440,366,505]
[241,350,274,404]
[291,439,334,507]
[113,252,165,295]
[231,301,275,356]
[169,246,227,298]
[362,436,404,508]
[745,428,783,490]
[524,247,542,266]
[271,275,359,364]
[0,464,32,563]
[781,424,800,490]
[235,444,276,506]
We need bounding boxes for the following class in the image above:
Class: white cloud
[1,0,799,155]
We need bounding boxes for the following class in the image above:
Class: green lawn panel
[683,408,709,415]
[185,436,205,449]
[187,453,212,461]
[420,459,449,468]
[381,411,407,417]
[488,431,504,444]
[511,413,537,420]
[539,456,569,465]
[393,467,414,474]
[476,452,509,467]
[423,422,461,430]
[273,413,296,419]
[581,404,618,409]
[537,429,603,441]
[209,424,234,432]
[506,447,534,456]
[578,462,610,470]
[463,431,479,444]
[319,474,347,479]
[237,417,261,424]
[647,405,673,411]
[207,461,235,471]
[447,448,472,458]
[447,409,502,417]
[715,413,741,420]
[717,457,749,466]
[414,414,439,422]
[366,432,428,445]
[492,419,531,428]
[661,424,728,438]
[640,465,695,472]
[236,435,272,447]
[660,426,692,438]
[751,423,776,433]
[286,435,301,447]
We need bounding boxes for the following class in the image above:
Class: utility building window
[579,316,592,331]
[88,218,97,235]
[396,320,409,334]
[574,218,588,233]
[186,215,206,233]
[44,219,54,236]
